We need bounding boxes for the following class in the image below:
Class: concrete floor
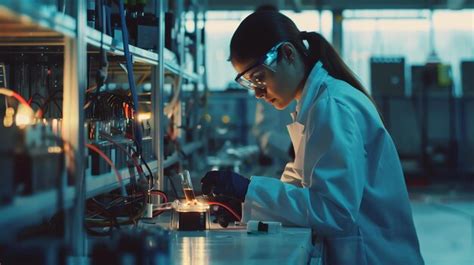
[410,192,473,265]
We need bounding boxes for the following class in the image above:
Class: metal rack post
[62,0,87,259]
[153,0,165,190]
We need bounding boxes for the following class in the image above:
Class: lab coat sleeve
[242,98,366,236]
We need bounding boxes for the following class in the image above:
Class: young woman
[201,11,424,265]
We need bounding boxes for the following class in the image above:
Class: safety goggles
[234,42,286,91]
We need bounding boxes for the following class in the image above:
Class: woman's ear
[281,43,296,64]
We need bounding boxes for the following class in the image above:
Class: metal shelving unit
[86,27,201,82]
[0,1,76,39]
[0,0,206,258]
[0,2,76,242]
[0,187,75,230]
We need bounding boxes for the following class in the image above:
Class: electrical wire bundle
[85,189,168,236]
[85,90,134,120]
[33,89,63,118]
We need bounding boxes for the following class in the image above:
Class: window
[342,9,474,95]
[205,10,333,90]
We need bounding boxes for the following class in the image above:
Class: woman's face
[232,44,306,110]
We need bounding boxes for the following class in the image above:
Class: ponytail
[298,31,383,121]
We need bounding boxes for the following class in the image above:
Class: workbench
[169,226,313,265]
[140,217,314,265]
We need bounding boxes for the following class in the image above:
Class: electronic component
[86,119,136,175]
[171,200,210,231]
[0,49,64,118]
[89,141,112,176]
[169,170,209,230]
[114,138,134,169]
[136,14,159,50]
[14,123,64,195]
[247,220,282,234]
[370,56,406,96]
[411,63,453,95]
[141,136,154,162]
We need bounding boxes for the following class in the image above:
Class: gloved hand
[210,197,242,228]
[200,170,250,202]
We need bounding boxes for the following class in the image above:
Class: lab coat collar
[293,61,328,125]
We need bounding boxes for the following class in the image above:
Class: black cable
[139,155,154,182]
[29,100,42,110]
[51,98,63,116]
[90,198,121,229]
[99,132,154,188]
[30,92,46,102]
[39,89,62,115]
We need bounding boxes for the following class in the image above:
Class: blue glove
[200,170,250,202]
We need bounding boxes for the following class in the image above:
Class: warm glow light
[47,146,63,153]
[137,112,151,122]
[15,104,34,127]
[3,107,14,127]
[221,115,230,124]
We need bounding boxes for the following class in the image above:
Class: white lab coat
[242,62,424,265]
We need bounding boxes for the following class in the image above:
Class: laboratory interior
[0,0,473,264]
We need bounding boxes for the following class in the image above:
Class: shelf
[0,139,202,231]
[86,27,159,65]
[0,1,75,44]
[163,140,204,168]
[86,27,201,82]
[163,48,201,82]
[86,160,158,198]
[0,160,158,232]
[164,62,201,83]
[0,187,75,232]
[0,1,206,245]
[0,2,202,79]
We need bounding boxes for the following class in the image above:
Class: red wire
[10,90,31,107]
[148,190,168,217]
[208,201,241,221]
[86,143,124,187]
[0,88,34,115]
[150,190,168,203]
[99,134,143,175]
[36,109,44,118]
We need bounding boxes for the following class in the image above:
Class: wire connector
[145,190,153,218]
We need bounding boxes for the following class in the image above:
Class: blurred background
[0,1,472,264]
[202,3,473,265]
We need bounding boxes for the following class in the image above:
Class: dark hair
[230,11,382,118]
[255,4,279,12]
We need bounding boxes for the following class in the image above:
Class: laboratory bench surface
[137,217,313,265]
[168,227,313,265]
